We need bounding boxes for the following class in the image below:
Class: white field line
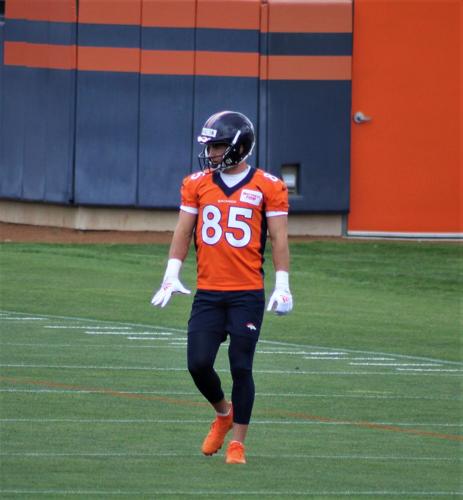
[1,309,461,367]
[0,342,410,359]
[0,451,458,462]
[0,342,187,348]
[350,363,442,367]
[0,317,43,322]
[259,339,463,368]
[397,368,462,372]
[350,358,396,361]
[127,337,178,341]
[304,357,347,360]
[45,326,132,330]
[1,363,462,376]
[1,418,461,428]
[0,343,446,363]
[0,310,186,333]
[1,388,460,401]
[86,331,173,336]
[0,490,461,497]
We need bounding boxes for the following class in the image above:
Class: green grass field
[0,240,461,498]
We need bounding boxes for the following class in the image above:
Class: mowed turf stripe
[0,376,207,409]
[1,363,461,375]
[1,376,461,442]
[1,387,459,401]
[0,451,458,462]
[1,418,461,428]
[1,309,461,367]
[0,489,460,496]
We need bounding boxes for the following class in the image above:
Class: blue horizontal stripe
[78,23,139,48]
[196,28,259,53]
[4,19,75,45]
[3,19,351,56]
[142,27,194,50]
[264,33,352,56]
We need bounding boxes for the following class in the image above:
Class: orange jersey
[180,168,289,291]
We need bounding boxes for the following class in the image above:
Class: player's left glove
[266,270,293,316]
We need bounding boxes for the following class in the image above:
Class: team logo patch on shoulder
[240,189,263,206]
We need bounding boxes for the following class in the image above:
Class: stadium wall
[0,1,459,237]
[0,0,352,234]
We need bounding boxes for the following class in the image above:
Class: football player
[152,110,293,464]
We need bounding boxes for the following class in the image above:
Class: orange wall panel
[6,0,76,22]
[141,0,196,28]
[349,0,461,235]
[196,0,261,30]
[78,0,141,25]
[267,0,352,33]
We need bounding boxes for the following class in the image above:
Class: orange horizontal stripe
[4,45,351,81]
[141,50,194,75]
[78,46,140,72]
[196,51,260,77]
[267,0,352,33]
[4,41,29,66]
[7,0,77,22]
[196,0,261,30]
[78,0,141,25]
[263,55,352,80]
[4,41,76,70]
[142,0,196,28]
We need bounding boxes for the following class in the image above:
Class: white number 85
[201,205,252,248]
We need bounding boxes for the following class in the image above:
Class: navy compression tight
[187,331,257,425]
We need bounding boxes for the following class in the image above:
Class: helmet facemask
[198,132,244,173]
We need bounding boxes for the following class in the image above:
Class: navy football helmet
[197,111,255,172]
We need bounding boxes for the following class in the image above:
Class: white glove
[151,259,191,308]
[267,270,293,316]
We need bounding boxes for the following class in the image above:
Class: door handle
[353,111,372,124]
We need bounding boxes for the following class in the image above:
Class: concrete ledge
[0,200,344,236]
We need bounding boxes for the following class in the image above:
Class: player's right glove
[266,270,293,316]
[151,258,191,308]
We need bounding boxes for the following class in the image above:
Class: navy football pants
[187,290,265,425]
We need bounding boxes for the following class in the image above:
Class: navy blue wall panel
[43,67,76,203]
[0,66,27,199]
[74,20,140,205]
[22,67,48,200]
[138,75,194,208]
[1,12,352,213]
[266,81,351,212]
[0,21,3,150]
[192,27,260,171]
[137,24,195,208]
[0,17,27,199]
[74,71,140,205]
[193,76,259,172]
[0,20,4,195]
[0,19,76,203]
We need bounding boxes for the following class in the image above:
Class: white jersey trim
[180,205,199,215]
[266,211,288,217]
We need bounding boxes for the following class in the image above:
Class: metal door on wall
[348,0,461,238]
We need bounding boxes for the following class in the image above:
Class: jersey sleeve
[264,178,289,216]
[180,175,200,214]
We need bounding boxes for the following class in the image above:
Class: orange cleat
[201,407,233,456]
[225,440,246,464]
